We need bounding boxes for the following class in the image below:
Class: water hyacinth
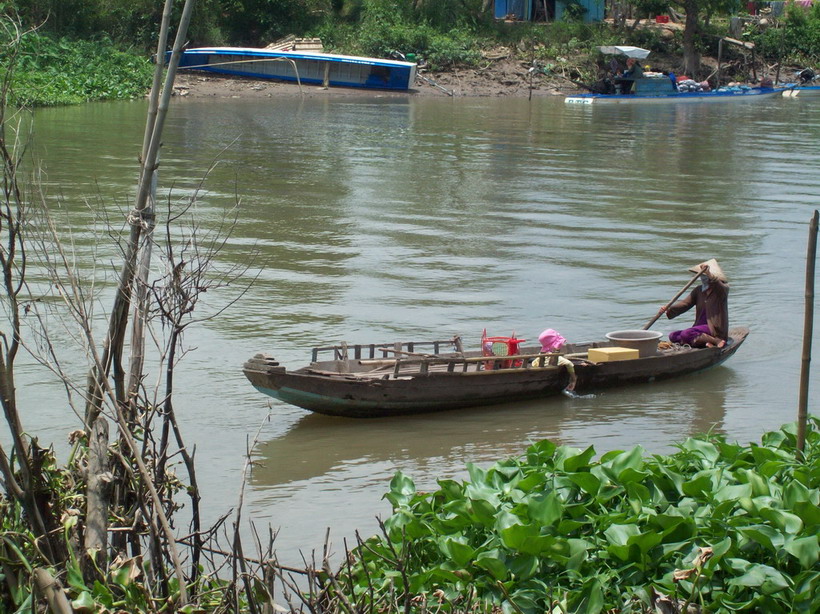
[339,419,819,614]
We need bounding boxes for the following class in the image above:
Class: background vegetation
[0,5,818,612]
[2,0,819,105]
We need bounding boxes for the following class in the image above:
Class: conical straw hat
[688,258,727,282]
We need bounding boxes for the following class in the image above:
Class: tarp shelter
[494,0,604,23]
[596,46,652,59]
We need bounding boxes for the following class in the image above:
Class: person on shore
[532,328,577,391]
[660,259,729,348]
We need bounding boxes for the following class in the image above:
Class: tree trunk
[682,0,701,77]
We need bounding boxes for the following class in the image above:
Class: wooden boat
[173,46,417,91]
[243,327,749,418]
[565,75,784,104]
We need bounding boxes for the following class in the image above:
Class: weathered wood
[797,210,818,455]
[312,339,461,360]
[83,417,110,580]
[243,328,749,418]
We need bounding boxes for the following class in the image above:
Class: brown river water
[16,92,820,563]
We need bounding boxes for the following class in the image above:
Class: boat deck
[300,342,701,381]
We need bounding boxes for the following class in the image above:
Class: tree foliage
[750,1,820,64]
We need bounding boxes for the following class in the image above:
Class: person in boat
[615,57,644,94]
[660,259,729,348]
[531,328,577,391]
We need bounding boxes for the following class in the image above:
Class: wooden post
[84,417,110,581]
[322,62,330,89]
[751,46,757,82]
[33,568,74,614]
[797,210,818,456]
[717,38,723,87]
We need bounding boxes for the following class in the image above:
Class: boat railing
[384,350,584,377]
[311,336,465,363]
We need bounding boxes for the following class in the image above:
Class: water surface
[22,92,820,561]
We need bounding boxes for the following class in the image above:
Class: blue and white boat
[173,47,417,91]
[782,85,820,98]
[565,75,785,104]
[782,68,820,98]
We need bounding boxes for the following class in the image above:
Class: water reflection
[249,361,739,558]
[253,364,737,489]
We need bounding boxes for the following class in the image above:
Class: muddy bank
[170,51,796,101]
[171,56,578,100]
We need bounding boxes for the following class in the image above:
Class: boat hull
[565,88,784,104]
[244,328,749,418]
[174,47,417,91]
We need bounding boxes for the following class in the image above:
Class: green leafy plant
[336,420,820,613]
[1,33,154,106]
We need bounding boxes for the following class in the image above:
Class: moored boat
[782,85,820,98]
[782,68,820,98]
[243,327,749,418]
[565,79,785,104]
[173,46,417,91]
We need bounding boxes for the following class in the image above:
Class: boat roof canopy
[597,45,651,59]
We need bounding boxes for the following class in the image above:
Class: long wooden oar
[643,270,703,330]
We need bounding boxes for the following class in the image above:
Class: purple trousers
[669,324,711,346]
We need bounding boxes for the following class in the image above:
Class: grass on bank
[6,7,820,109]
[3,33,153,106]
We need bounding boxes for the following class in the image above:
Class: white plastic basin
[605,330,663,357]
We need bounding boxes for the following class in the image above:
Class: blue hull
[171,47,417,91]
[566,87,786,104]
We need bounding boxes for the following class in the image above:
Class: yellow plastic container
[588,347,640,362]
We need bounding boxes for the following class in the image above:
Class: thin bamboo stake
[797,210,818,455]
[83,416,110,581]
[33,568,74,614]
[85,0,197,427]
[126,0,175,407]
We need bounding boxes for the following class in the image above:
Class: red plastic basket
[481,332,526,369]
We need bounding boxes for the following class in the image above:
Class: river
[20,91,820,563]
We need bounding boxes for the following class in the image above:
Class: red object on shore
[655,15,669,23]
[676,75,690,82]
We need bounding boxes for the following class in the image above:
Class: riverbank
[171,53,798,100]
[171,55,575,99]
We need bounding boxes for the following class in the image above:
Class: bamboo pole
[643,270,703,330]
[84,0,175,425]
[83,416,110,581]
[84,0,196,425]
[717,38,723,87]
[797,210,818,455]
[33,568,74,614]
[80,0,197,604]
[126,0,175,407]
